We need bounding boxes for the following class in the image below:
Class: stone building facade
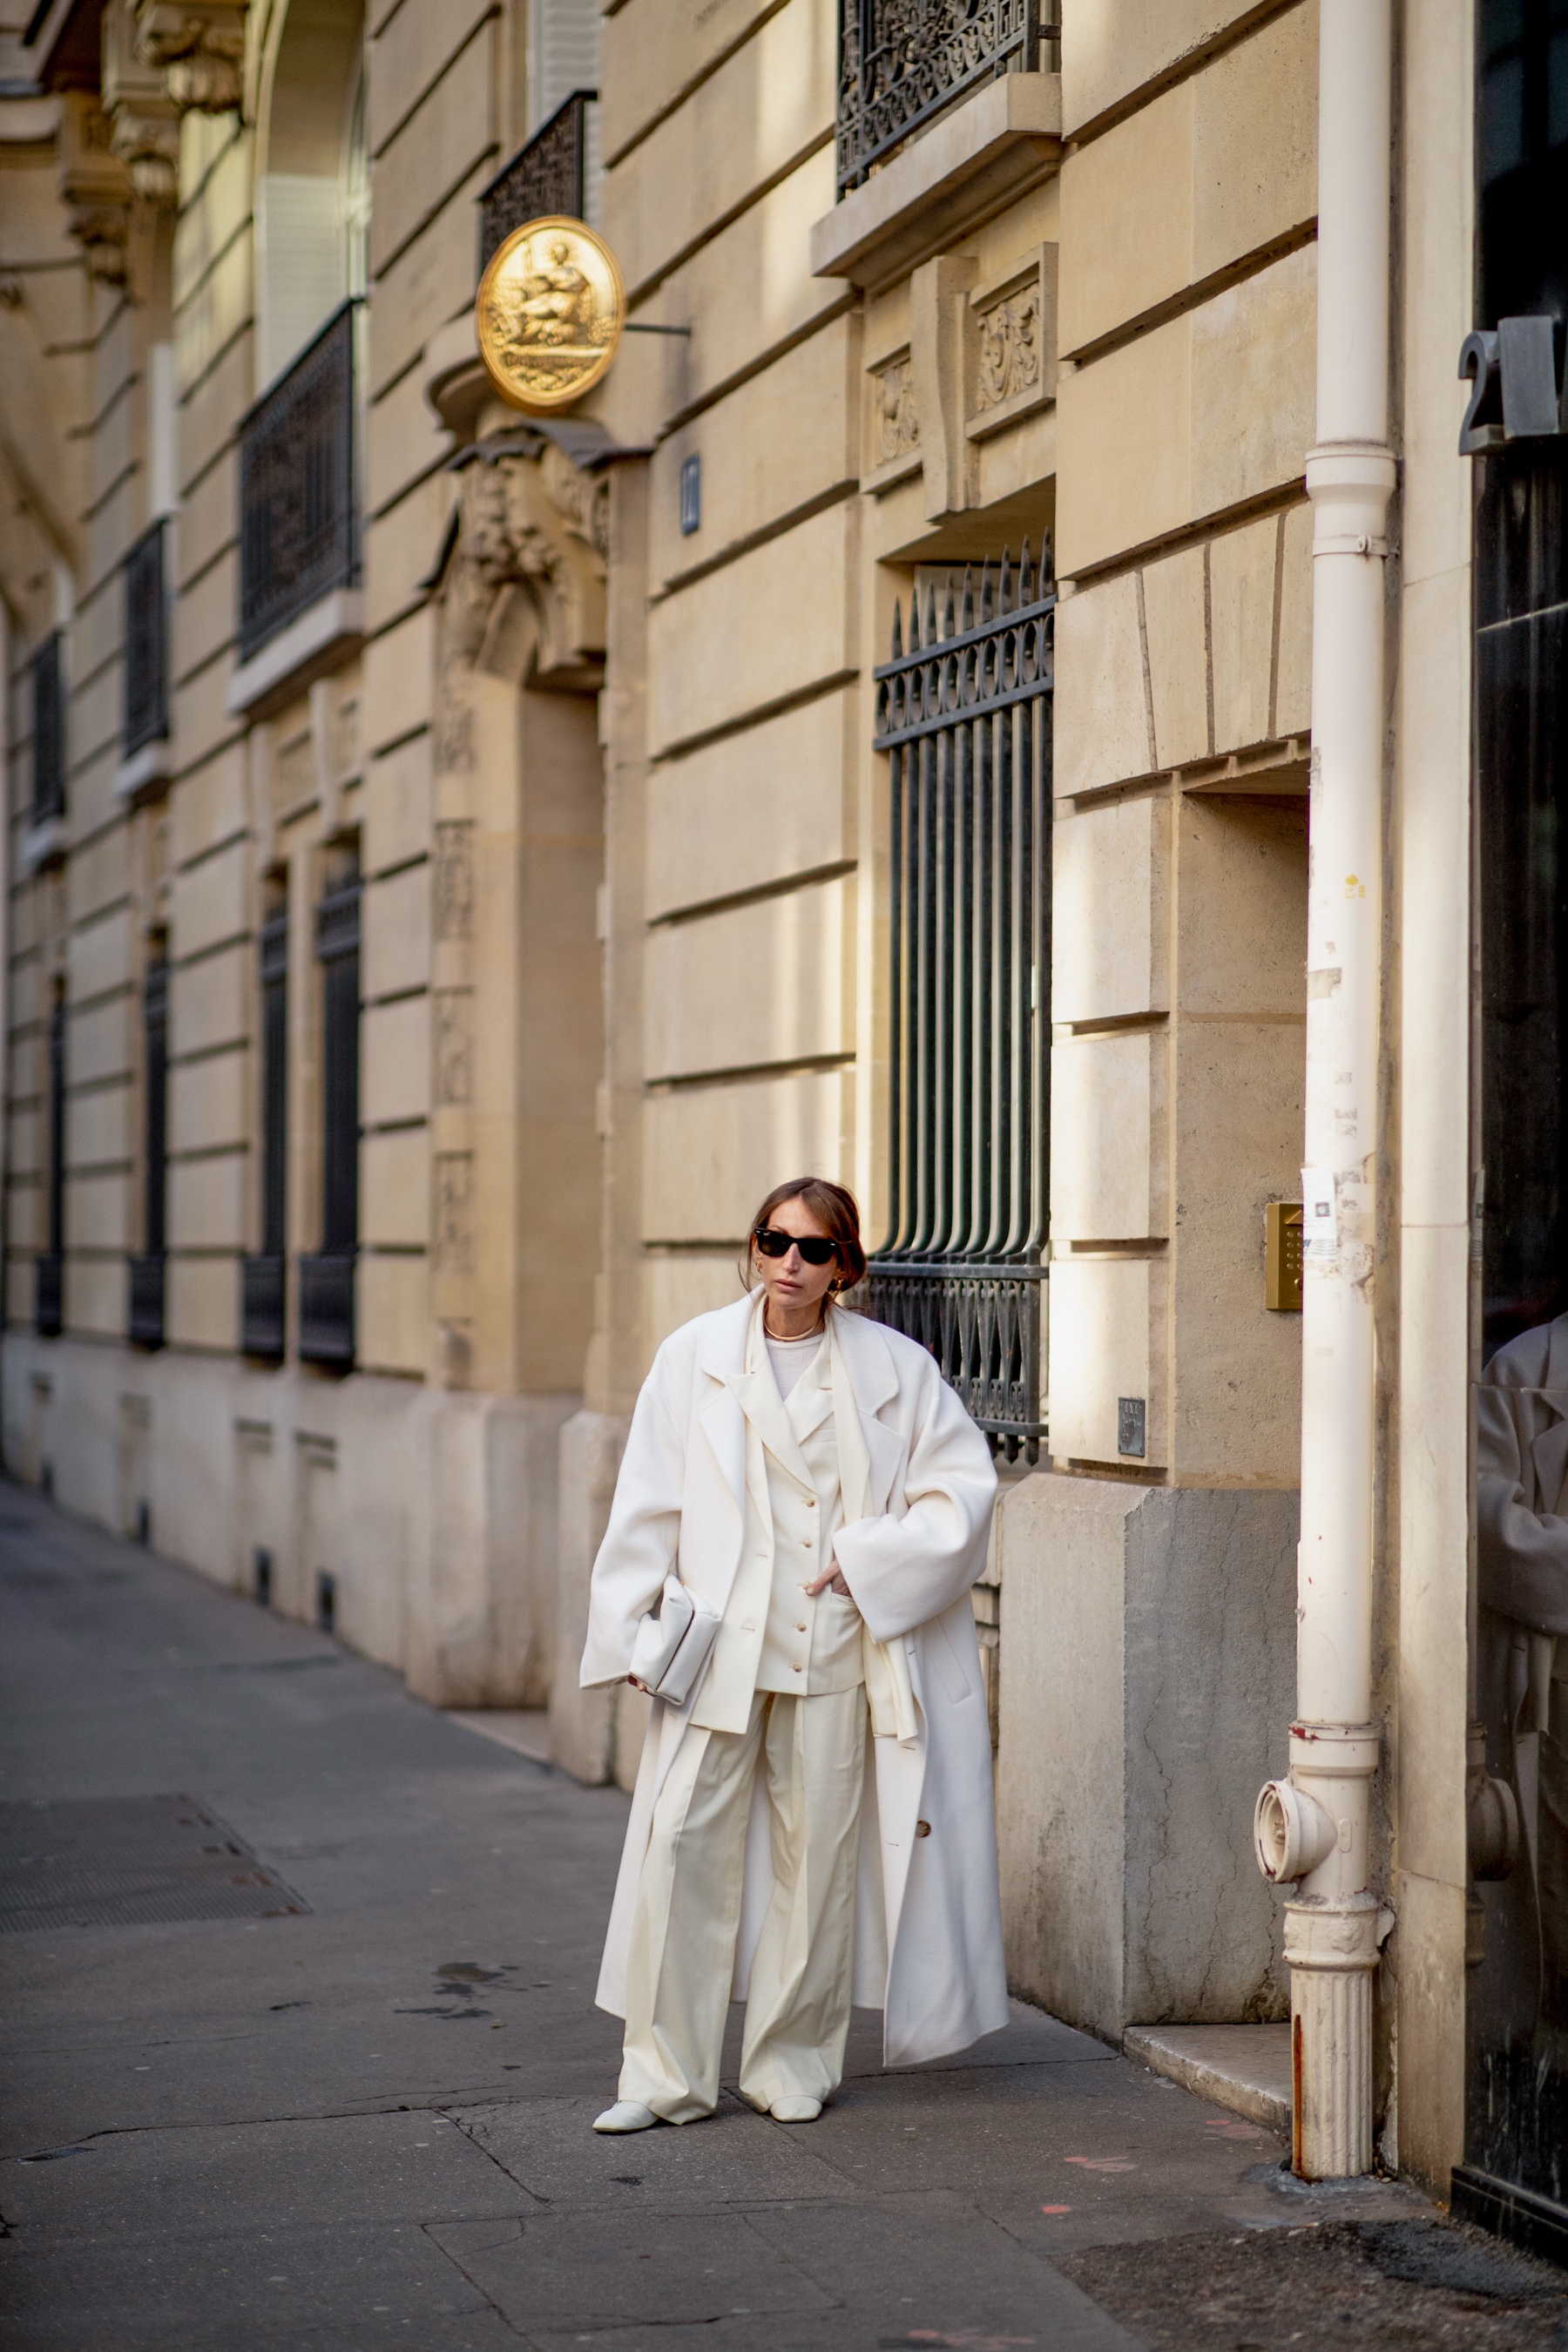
[0,0,1487,2209]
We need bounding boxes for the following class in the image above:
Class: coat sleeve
[832,1355,997,1644]
[1477,1377,1568,1636]
[579,1345,689,1688]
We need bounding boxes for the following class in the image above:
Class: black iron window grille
[836,0,1058,195]
[238,301,359,664]
[37,996,66,1337]
[128,950,168,1348]
[298,860,360,1369]
[478,89,597,272]
[124,520,169,756]
[241,895,288,1360]
[30,632,64,825]
[865,546,1053,1462]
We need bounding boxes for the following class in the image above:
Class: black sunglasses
[754,1227,841,1267]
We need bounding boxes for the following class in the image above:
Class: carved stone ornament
[57,93,133,283]
[975,290,1040,413]
[439,432,609,696]
[103,0,180,204]
[132,0,250,114]
[964,245,1058,447]
[875,354,919,465]
[476,218,626,416]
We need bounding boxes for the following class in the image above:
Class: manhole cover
[0,1794,309,1933]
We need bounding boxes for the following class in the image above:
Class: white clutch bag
[629,1574,721,1705]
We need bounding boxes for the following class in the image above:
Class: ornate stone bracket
[57,92,134,283]
[132,0,249,114]
[103,0,179,203]
[439,429,609,696]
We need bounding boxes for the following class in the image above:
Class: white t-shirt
[764,1328,825,1399]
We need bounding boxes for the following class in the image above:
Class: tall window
[241,882,288,1359]
[128,943,168,1347]
[254,0,368,391]
[865,549,1053,1461]
[30,633,64,826]
[299,845,360,1368]
[123,521,169,759]
[36,990,65,1336]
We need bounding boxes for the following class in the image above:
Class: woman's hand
[627,1674,653,1693]
[804,1565,852,1599]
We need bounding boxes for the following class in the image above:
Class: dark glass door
[1464,0,1568,2256]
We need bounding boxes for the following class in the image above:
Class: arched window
[254,0,368,391]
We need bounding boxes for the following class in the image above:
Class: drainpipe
[1251,0,1395,2180]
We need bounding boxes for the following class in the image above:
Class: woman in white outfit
[579,1176,1007,2133]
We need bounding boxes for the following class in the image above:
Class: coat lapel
[695,1294,756,1524]
[726,1369,815,1489]
[830,1308,908,1515]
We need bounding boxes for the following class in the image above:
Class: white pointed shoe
[593,2099,657,2133]
[769,2096,822,2123]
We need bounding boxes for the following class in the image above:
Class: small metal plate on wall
[1118,1396,1146,1459]
[0,1794,308,1934]
[1267,1201,1304,1311]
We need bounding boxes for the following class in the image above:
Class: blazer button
[802,1538,813,1549]
[806,1497,817,1508]
[795,1622,808,1633]
[916,1820,932,1838]
[792,1663,803,1673]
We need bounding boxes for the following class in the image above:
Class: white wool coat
[579,1293,1009,2067]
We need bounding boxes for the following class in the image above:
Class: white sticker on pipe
[1301,1168,1337,1254]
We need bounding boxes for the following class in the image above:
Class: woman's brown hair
[743,1175,867,1294]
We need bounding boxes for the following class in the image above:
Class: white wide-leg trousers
[618,1684,868,2122]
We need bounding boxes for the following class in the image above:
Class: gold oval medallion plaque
[476,218,626,414]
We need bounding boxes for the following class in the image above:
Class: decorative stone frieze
[966,244,1058,444]
[976,288,1039,409]
[132,0,249,114]
[876,354,919,463]
[861,347,923,497]
[57,93,133,282]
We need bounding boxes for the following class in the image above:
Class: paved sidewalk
[1,1484,1562,2351]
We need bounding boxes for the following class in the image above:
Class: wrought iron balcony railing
[836,0,1058,195]
[240,1253,286,1360]
[30,632,65,824]
[478,89,598,272]
[238,302,359,663]
[128,1252,166,1348]
[865,546,1053,1461]
[299,1252,354,1369]
[124,519,169,755]
[35,1253,63,1339]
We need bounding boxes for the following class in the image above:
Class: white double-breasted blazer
[580,1291,1009,2066]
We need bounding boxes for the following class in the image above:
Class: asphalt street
[2,1479,1564,2351]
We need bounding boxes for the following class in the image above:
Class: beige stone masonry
[644,873,851,1081]
[1058,6,1315,359]
[1062,0,1310,139]
[599,0,783,168]
[644,689,854,922]
[604,0,833,301]
[646,498,856,754]
[650,315,858,591]
[1055,243,1314,579]
[368,29,495,282]
[642,1065,853,1245]
[367,0,495,161]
